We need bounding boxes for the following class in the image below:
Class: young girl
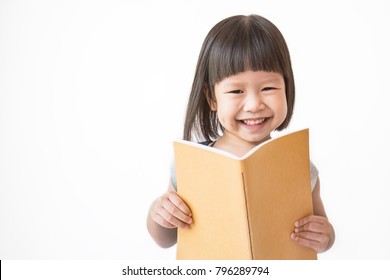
[147,14,335,254]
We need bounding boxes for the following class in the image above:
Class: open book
[174,129,317,260]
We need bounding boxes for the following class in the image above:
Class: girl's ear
[208,98,217,112]
[205,87,217,111]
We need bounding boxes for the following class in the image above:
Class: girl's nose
[243,93,266,112]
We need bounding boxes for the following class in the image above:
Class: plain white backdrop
[1,0,389,260]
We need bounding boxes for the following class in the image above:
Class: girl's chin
[245,136,271,145]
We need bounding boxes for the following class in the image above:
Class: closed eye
[262,87,277,91]
[228,90,244,94]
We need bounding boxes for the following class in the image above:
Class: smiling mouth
[240,118,268,126]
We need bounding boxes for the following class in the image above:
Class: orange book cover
[174,129,317,260]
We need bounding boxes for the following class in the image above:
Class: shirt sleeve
[170,157,177,190]
[310,161,319,191]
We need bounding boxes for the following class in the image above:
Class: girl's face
[211,70,287,152]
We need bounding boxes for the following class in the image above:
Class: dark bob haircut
[183,14,295,141]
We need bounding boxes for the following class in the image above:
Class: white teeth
[242,118,265,125]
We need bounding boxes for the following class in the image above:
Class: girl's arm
[291,177,335,253]
[147,184,193,248]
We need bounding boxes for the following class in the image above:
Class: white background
[0,0,389,260]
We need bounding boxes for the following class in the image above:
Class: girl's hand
[291,215,334,253]
[150,188,192,229]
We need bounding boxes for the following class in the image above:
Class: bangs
[207,15,288,87]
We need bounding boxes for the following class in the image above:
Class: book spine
[240,161,253,260]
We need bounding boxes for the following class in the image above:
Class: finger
[151,211,177,229]
[168,191,192,216]
[291,232,321,251]
[151,198,191,229]
[295,215,327,227]
[296,230,330,244]
[295,221,325,234]
[159,207,191,229]
[292,231,321,242]
[162,199,192,224]
[291,231,329,252]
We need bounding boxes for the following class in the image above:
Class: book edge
[173,128,309,160]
